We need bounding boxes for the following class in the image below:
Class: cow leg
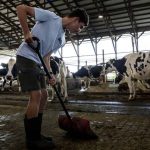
[64,83,68,101]
[57,82,61,95]
[83,78,89,90]
[56,77,64,98]
[136,80,146,91]
[140,80,150,90]
[132,80,137,99]
[60,65,68,101]
[84,80,88,90]
[86,78,91,89]
[9,80,13,91]
[57,81,68,102]
[1,78,6,91]
[51,87,55,101]
[119,78,126,85]
[81,80,85,90]
[47,85,54,101]
[144,82,150,89]
[126,77,134,100]
[61,77,68,101]
[17,78,21,92]
[128,86,134,100]
[52,82,61,101]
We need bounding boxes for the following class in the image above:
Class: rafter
[0,0,150,49]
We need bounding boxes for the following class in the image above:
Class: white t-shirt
[16,7,66,65]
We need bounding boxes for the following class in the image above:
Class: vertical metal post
[102,49,106,83]
[102,49,105,66]
[131,36,135,53]
[85,61,87,66]
[95,38,98,65]
[77,40,80,70]
[135,32,139,52]
[111,36,117,60]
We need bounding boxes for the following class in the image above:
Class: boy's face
[67,17,85,33]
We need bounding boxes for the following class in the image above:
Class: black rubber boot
[24,116,55,150]
[38,113,53,141]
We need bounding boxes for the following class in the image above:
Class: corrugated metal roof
[0,0,150,49]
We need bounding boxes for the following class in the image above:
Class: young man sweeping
[16,4,89,150]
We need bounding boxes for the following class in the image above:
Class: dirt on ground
[0,102,150,150]
[0,85,150,150]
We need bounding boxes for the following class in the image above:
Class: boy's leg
[16,56,55,149]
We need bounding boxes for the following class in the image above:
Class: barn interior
[0,0,150,150]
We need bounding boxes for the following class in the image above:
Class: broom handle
[38,51,71,120]
[28,37,72,120]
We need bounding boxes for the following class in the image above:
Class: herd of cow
[1,51,150,101]
[0,58,18,91]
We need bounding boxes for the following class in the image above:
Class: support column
[77,40,80,70]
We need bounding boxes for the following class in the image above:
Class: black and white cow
[114,73,150,92]
[72,65,104,90]
[0,58,19,91]
[105,52,150,100]
[48,56,68,101]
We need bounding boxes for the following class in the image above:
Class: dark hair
[68,8,89,26]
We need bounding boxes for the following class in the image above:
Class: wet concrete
[0,94,150,150]
[67,100,150,115]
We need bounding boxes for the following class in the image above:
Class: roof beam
[0,12,22,43]
[97,0,116,37]
[124,0,137,33]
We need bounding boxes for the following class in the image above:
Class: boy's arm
[44,54,56,86]
[16,4,35,43]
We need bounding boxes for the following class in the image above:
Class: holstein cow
[114,72,150,92]
[0,58,19,91]
[48,56,68,101]
[72,65,104,90]
[105,52,150,100]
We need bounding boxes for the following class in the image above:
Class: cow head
[6,58,16,80]
[72,66,89,79]
[89,65,104,78]
[105,59,116,73]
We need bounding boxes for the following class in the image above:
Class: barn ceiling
[0,0,150,50]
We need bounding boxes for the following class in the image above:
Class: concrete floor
[0,93,150,150]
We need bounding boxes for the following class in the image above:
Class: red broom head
[58,115,98,139]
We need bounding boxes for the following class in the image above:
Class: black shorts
[16,55,46,92]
